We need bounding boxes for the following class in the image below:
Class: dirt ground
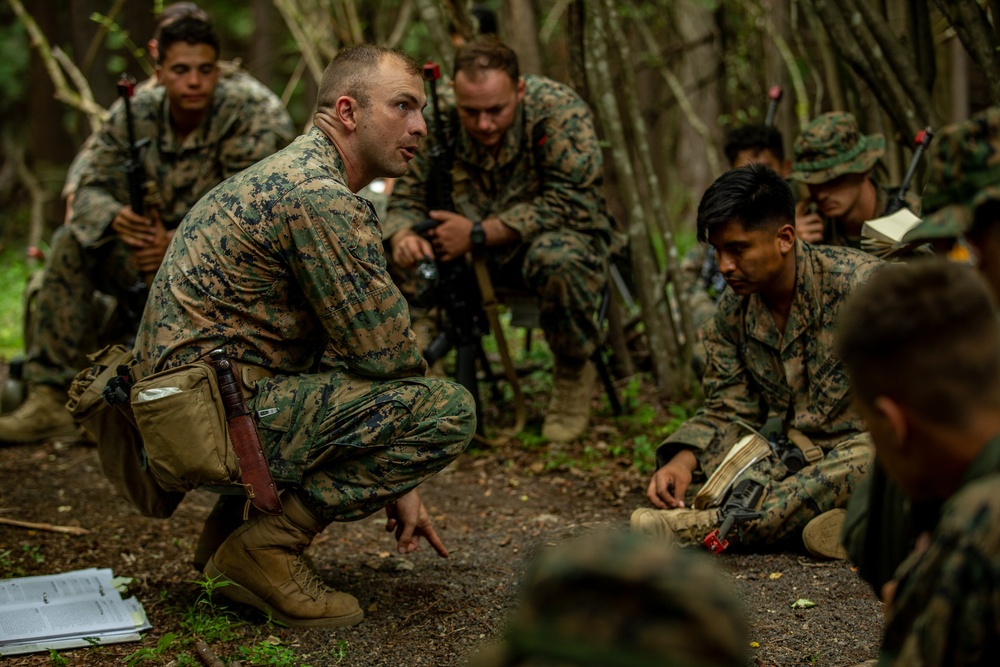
[0,375,883,667]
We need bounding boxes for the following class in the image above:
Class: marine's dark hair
[724,124,785,166]
[156,15,218,63]
[453,36,519,83]
[315,45,421,113]
[152,2,209,43]
[696,163,795,243]
[836,259,1000,428]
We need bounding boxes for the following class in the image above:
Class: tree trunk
[501,0,544,75]
[586,2,683,397]
[932,0,1000,106]
[251,0,277,88]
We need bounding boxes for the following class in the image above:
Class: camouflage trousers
[248,370,476,523]
[25,226,139,388]
[733,432,874,545]
[398,229,607,363]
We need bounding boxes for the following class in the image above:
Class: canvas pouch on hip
[66,344,184,518]
[131,361,240,492]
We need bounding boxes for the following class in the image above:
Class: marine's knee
[422,379,477,452]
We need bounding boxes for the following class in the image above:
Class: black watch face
[471,224,486,247]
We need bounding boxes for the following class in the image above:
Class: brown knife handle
[209,349,247,419]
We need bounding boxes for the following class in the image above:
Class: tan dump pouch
[66,344,184,519]
[131,361,240,493]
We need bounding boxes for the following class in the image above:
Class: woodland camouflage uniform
[465,531,748,667]
[27,77,294,391]
[384,74,613,371]
[654,242,882,545]
[134,126,476,523]
[843,107,1000,620]
[879,433,1000,665]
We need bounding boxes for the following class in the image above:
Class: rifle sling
[471,252,527,445]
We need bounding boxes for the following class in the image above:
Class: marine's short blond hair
[315,45,421,113]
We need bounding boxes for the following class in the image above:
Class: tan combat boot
[192,495,250,572]
[542,359,596,443]
[0,384,80,444]
[204,493,364,628]
[630,507,721,545]
[801,508,848,560]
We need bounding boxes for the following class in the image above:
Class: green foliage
[238,640,313,667]
[22,544,44,565]
[0,12,28,112]
[0,248,32,361]
[47,648,69,667]
[178,575,244,642]
[89,13,149,76]
[0,542,49,577]
[125,632,178,666]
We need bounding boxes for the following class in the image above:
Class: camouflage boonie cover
[70,76,295,244]
[659,241,883,463]
[879,433,1000,665]
[465,530,748,667]
[902,106,1000,243]
[384,74,614,252]
[790,112,885,184]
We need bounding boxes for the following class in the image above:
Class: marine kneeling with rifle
[631,164,883,559]
[383,36,614,444]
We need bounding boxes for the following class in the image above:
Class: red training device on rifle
[704,530,729,555]
[423,61,441,82]
[116,73,135,98]
[768,85,783,102]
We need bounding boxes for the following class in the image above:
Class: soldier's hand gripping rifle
[412,62,488,421]
[883,127,934,216]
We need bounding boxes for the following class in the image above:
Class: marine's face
[708,219,791,296]
[806,172,867,219]
[453,68,525,150]
[853,396,925,501]
[355,58,428,179]
[156,42,219,115]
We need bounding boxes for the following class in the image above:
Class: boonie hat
[902,107,1000,243]
[790,112,885,184]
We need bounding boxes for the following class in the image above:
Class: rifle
[883,127,933,216]
[703,478,764,554]
[116,73,156,336]
[117,74,147,217]
[412,62,489,428]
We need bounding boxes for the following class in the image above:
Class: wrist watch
[470,221,487,250]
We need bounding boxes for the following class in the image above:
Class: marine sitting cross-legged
[630,163,881,556]
[131,45,476,628]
